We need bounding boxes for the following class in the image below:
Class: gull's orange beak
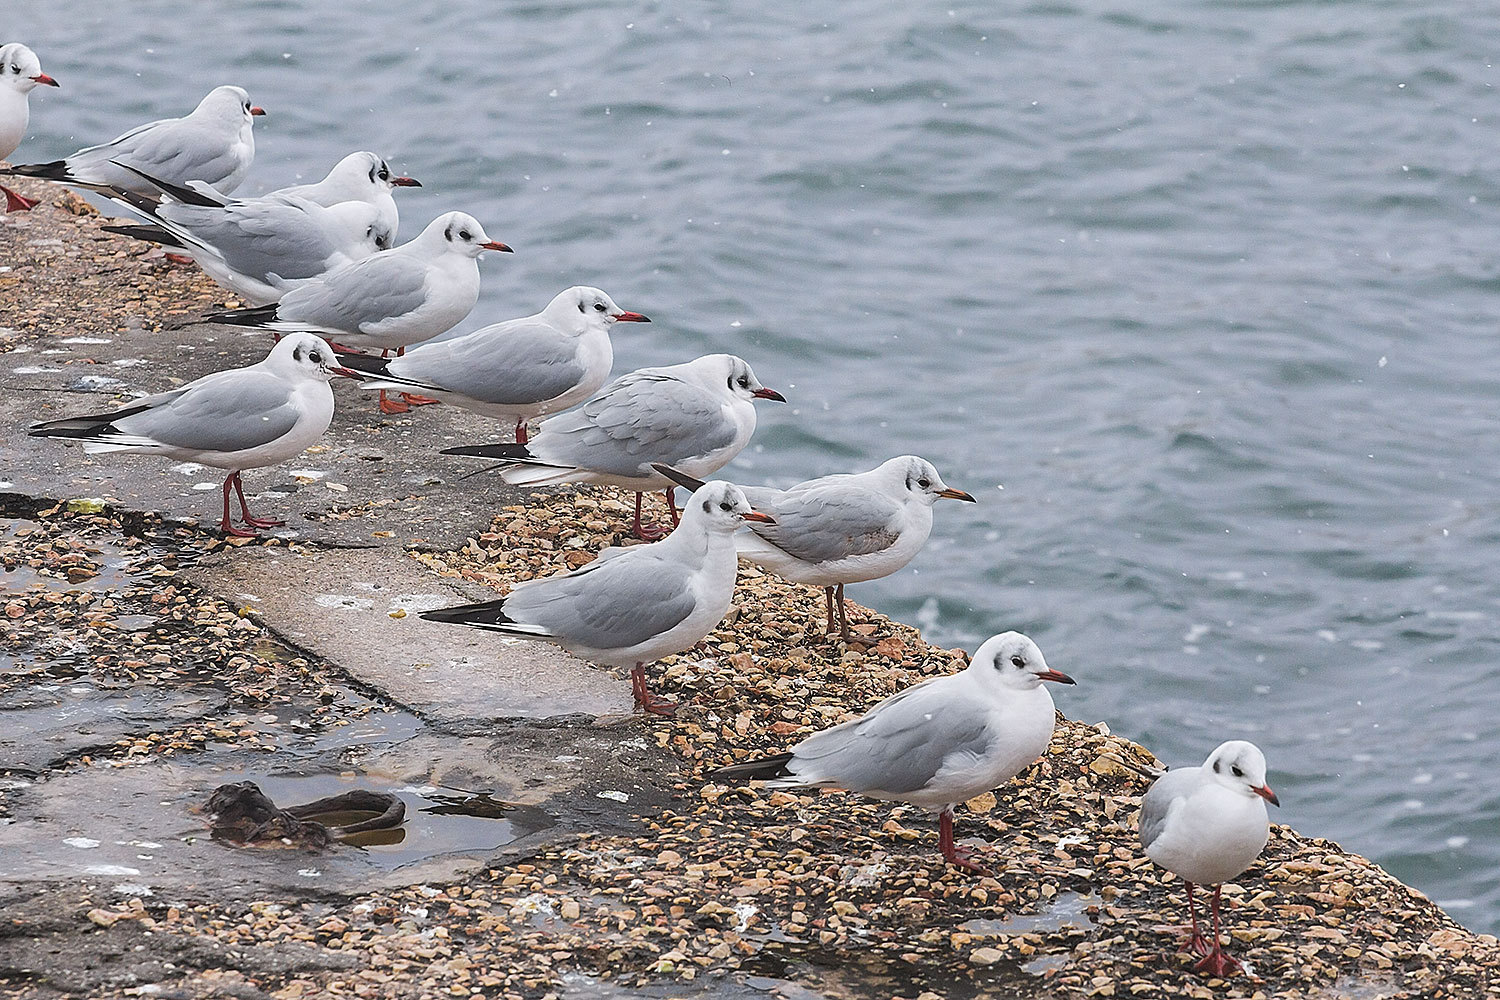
[481,240,513,253]
[33,74,59,88]
[1253,784,1280,807]
[330,366,363,379]
[936,487,977,503]
[751,387,785,402]
[612,311,651,323]
[390,176,422,187]
[249,106,266,116]
[1036,669,1075,685]
[741,510,776,524]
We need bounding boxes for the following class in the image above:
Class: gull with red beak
[3,84,263,198]
[200,211,513,412]
[335,285,648,441]
[712,631,1075,873]
[422,481,775,716]
[27,334,359,538]
[1129,740,1280,978]
[653,455,977,642]
[442,354,785,538]
[0,43,60,212]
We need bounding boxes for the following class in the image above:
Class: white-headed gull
[28,333,357,537]
[713,631,1074,872]
[442,354,785,538]
[201,211,512,412]
[421,481,774,715]
[655,456,976,641]
[337,285,648,438]
[3,84,262,198]
[1127,740,1279,978]
[0,42,59,212]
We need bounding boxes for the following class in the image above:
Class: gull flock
[5,49,1284,980]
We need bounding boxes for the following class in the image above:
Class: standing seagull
[0,42,59,212]
[335,285,649,440]
[442,354,785,538]
[3,84,263,198]
[103,164,393,305]
[103,150,419,250]
[654,456,976,641]
[1129,741,1279,977]
[28,333,356,538]
[421,481,774,716]
[712,631,1074,873]
[201,211,513,412]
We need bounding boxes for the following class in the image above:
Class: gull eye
[310,351,323,364]
[1231,765,1244,778]
[918,478,931,489]
[737,377,749,388]
[458,229,473,241]
[1010,654,1025,668]
[594,302,607,312]
[719,501,733,511]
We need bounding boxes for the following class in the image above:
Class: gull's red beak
[391,176,421,187]
[612,311,651,323]
[1036,669,1076,685]
[936,487,977,503]
[751,387,786,402]
[32,73,59,88]
[249,106,266,116]
[480,240,514,253]
[1253,784,1280,807]
[741,510,776,524]
[330,366,363,379]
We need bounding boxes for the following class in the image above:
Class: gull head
[883,456,976,506]
[1203,740,1279,806]
[689,354,785,403]
[684,481,775,534]
[546,286,651,335]
[0,44,57,94]
[418,211,512,258]
[270,333,359,383]
[329,151,421,198]
[196,85,265,125]
[972,631,1075,691]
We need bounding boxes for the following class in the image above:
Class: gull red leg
[1193,884,1243,977]
[631,491,668,541]
[219,474,258,538]
[824,586,836,635]
[629,663,677,717]
[231,471,285,528]
[665,489,680,527]
[394,346,441,407]
[836,582,851,642]
[3,185,40,212]
[1180,881,1209,956]
[514,418,528,445]
[937,805,989,874]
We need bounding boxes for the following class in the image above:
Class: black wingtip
[709,752,797,783]
[110,160,224,207]
[101,223,184,248]
[419,598,512,627]
[4,159,70,180]
[650,463,709,493]
[440,443,533,460]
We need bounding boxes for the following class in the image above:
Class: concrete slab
[183,545,635,722]
[3,319,526,551]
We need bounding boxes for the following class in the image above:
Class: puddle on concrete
[221,770,550,869]
[959,889,1095,937]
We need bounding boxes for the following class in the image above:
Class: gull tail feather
[710,753,797,783]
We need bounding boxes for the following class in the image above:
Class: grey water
[9,0,1500,931]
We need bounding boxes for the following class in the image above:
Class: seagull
[1126,741,1279,978]
[102,164,392,306]
[335,285,648,439]
[712,631,1074,872]
[27,333,357,538]
[2,84,262,198]
[0,42,59,212]
[199,211,513,412]
[442,354,785,538]
[653,456,976,641]
[421,481,774,716]
[102,150,419,252]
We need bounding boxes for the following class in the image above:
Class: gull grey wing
[539,374,735,476]
[1138,766,1199,851]
[105,118,242,188]
[503,548,698,650]
[393,322,587,404]
[158,199,343,283]
[111,370,300,453]
[747,485,904,564]
[277,253,429,333]
[789,677,994,795]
